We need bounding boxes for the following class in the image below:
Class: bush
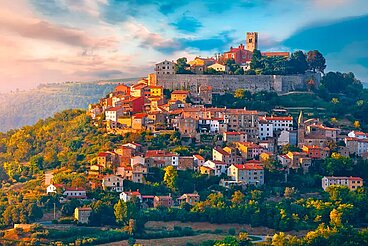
[228,228,236,235]
[214,229,223,234]
[174,226,182,231]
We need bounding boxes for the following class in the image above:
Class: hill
[0,78,138,132]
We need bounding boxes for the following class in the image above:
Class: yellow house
[118,117,132,127]
[171,90,189,102]
[148,85,163,97]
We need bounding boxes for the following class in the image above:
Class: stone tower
[297,111,305,148]
[246,32,258,51]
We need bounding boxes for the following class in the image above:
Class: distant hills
[0,78,139,132]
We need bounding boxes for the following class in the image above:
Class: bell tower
[246,32,258,52]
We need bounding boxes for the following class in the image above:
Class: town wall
[155,72,320,93]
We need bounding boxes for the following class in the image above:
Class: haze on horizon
[0,0,367,92]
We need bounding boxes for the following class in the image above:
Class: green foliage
[163,166,178,191]
[0,109,121,182]
[307,50,326,74]
[250,49,316,75]
[175,57,193,74]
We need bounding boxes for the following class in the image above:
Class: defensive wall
[155,72,321,93]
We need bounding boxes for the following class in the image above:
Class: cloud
[283,14,368,81]
[0,12,117,48]
[170,14,203,33]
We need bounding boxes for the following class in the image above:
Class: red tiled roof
[325,176,363,181]
[261,52,290,57]
[77,207,92,211]
[213,147,230,156]
[233,164,264,170]
[225,131,245,135]
[133,113,147,119]
[209,160,227,165]
[264,116,293,121]
[98,152,110,157]
[172,90,189,94]
[106,106,122,111]
[65,187,86,192]
[193,154,205,160]
[146,150,177,157]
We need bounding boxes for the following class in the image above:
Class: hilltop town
[1,32,368,245]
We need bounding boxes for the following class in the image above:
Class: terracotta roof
[77,207,92,211]
[261,52,290,57]
[178,193,200,199]
[233,164,264,170]
[225,131,245,135]
[123,191,141,196]
[65,187,86,192]
[310,124,339,131]
[106,106,122,111]
[146,150,177,157]
[172,90,189,95]
[324,176,363,181]
[208,160,227,165]
[155,196,172,200]
[133,113,147,119]
[98,152,111,157]
[142,195,155,199]
[193,154,205,160]
[213,147,230,156]
[264,116,293,121]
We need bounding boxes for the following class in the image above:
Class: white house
[203,160,227,176]
[227,163,264,185]
[63,188,87,199]
[155,60,176,75]
[277,154,291,168]
[347,131,367,139]
[102,175,124,192]
[46,184,63,194]
[105,106,123,128]
[131,156,145,166]
[207,63,229,72]
[278,130,291,146]
[258,119,273,140]
[120,191,142,203]
[322,176,363,191]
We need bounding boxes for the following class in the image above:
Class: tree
[175,57,192,74]
[307,50,326,74]
[231,190,245,206]
[234,89,246,99]
[114,200,128,225]
[163,166,178,191]
[354,120,360,129]
[289,51,308,74]
[330,208,342,227]
[250,49,263,71]
[225,58,240,74]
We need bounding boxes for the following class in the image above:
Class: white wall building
[203,160,227,176]
[155,60,176,75]
[258,120,273,140]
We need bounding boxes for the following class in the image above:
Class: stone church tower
[246,32,258,51]
[297,111,305,148]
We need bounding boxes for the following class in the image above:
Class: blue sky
[0,0,367,91]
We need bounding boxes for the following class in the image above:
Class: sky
[0,0,367,92]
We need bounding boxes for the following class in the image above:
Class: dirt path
[99,234,226,246]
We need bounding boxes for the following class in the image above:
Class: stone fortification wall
[156,72,320,93]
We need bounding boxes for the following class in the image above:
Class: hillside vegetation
[0,79,137,132]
